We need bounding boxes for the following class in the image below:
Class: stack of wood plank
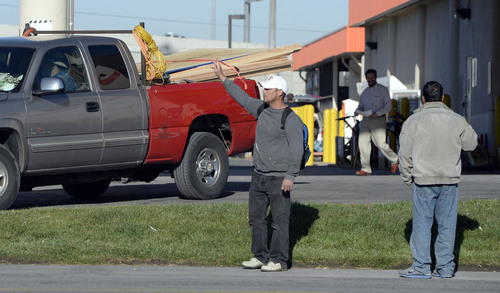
[163,44,301,83]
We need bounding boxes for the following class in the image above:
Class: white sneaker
[242,257,264,269]
[261,261,286,272]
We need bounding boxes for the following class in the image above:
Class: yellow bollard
[443,94,451,108]
[388,99,397,152]
[323,109,331,163]
[330,108,337,164]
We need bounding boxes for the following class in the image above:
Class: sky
[0,0,349,47]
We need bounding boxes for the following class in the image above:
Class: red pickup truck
[0,35,259,209]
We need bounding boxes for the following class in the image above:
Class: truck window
[34,46,90,93]
[0,47,35,93]
[88,45,130,90]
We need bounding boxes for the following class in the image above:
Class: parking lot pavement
[228,157,500,204]
[10,157,500,209]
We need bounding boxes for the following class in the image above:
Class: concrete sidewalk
[0,265,498,293]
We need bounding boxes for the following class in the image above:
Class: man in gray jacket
[211,60,304,272]
[398,81,477,279]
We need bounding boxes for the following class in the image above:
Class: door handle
[86,101,100,112]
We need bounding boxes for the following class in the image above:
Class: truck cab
[0,35,258,209]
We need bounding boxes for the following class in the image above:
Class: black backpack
[257,104,311,169]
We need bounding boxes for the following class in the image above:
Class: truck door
[87,44,148,165]
[26,46,103,170]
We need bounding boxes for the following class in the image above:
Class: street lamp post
[244,0,262,43]
[269,0,276,48]
[228,14,245,48]
[211,0,216,40]
[228,0,263,48]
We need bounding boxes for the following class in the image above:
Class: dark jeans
[248,171,291,267]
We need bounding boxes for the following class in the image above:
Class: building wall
[456,0,495,139]
[362,0,498,154]
[19,0,73,32]
[393,10,418,89]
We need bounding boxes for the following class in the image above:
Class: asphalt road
[0,264,499,293]
[4,158,499,293]
[10,157,500,209]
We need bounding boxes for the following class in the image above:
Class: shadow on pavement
[10,183,182,210]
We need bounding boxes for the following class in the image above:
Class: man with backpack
[212,60,304,272]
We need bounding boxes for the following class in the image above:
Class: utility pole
[269,0,276,48]
[244,1,251,42]
[211,0,216,40]
[244,0,262,43]
[228,14,245,48]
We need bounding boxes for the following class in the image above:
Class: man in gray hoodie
[212,60,303,272]
[398,81,477,279]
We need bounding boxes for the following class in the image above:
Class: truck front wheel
[174,132,229,200]
[62,179,111,198]
[0,145,21,210]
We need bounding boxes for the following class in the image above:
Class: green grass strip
[0,199,498,269]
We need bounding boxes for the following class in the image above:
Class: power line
[75,10,330,34]
[0,3,331,35]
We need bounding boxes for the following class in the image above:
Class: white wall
[363,0,499,154]
[19,0,73,32]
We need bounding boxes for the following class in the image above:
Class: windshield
[0,47,35,92]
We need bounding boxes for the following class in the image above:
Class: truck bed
[144,79,260,164]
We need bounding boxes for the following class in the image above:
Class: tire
[173,132,229,200]
[62,179,111,198]
[0,145,20,210]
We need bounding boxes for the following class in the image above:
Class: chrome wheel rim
[196,148,220,186]
[0,162,8,196]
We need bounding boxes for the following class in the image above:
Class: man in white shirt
[354,69,398,175]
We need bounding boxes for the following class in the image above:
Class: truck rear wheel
[62,179,111,198]
[174,132,229,200]
[0,145,20,209]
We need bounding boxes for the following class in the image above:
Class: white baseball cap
[258,75,287,94]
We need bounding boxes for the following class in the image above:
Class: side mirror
[32,77,65,96]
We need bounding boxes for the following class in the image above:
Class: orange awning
[292,26,365,71]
